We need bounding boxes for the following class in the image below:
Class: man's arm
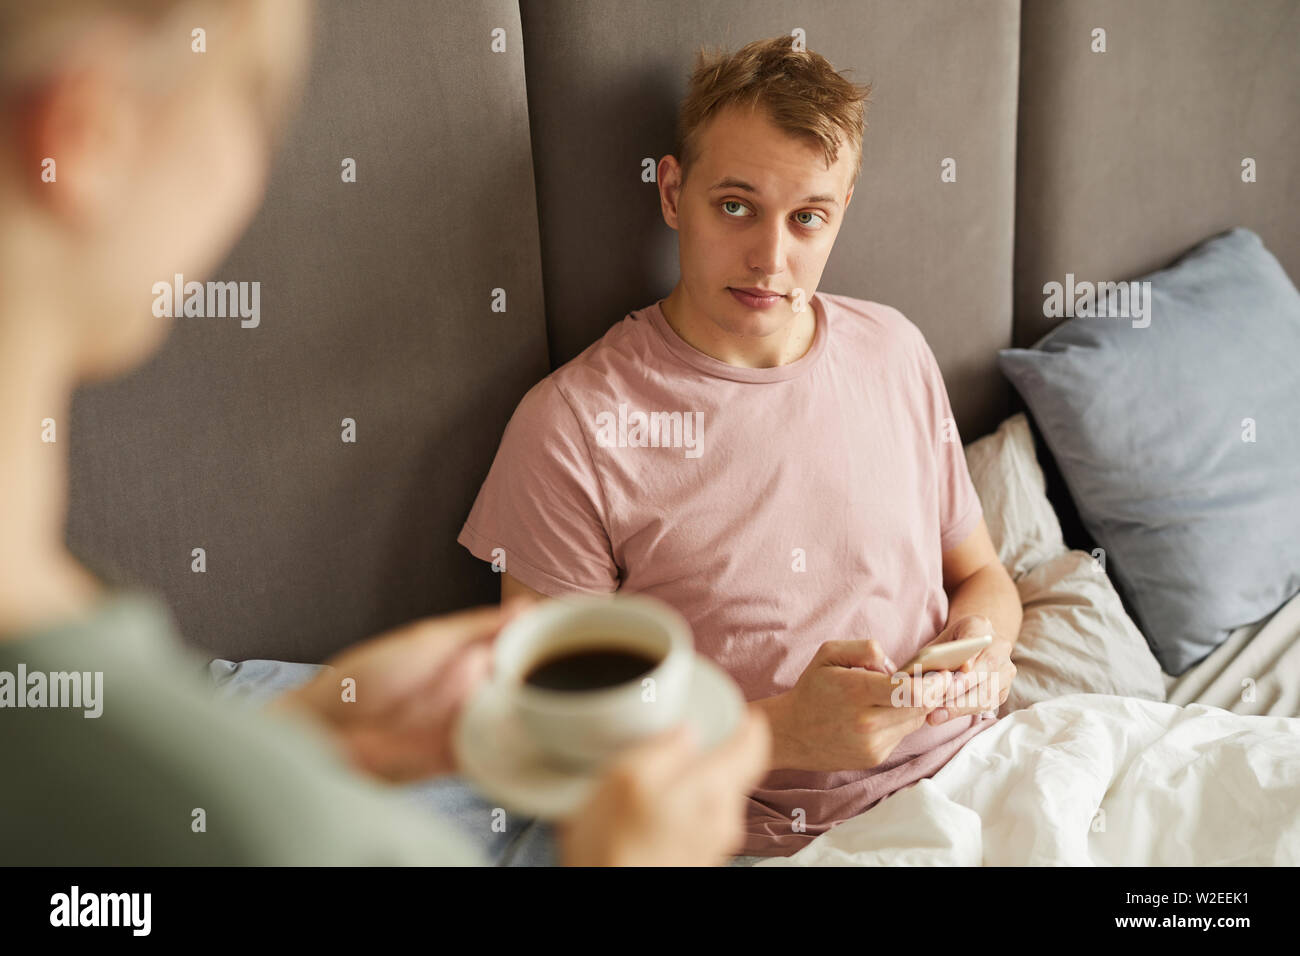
[750,522,1025,773]
[940,518,1022,650]
[501,571,547,603]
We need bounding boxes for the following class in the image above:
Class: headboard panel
[68,1,550,661]
[1015,0,1300,348]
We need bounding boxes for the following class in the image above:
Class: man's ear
[658,155,682,229]
[844,182,854,210]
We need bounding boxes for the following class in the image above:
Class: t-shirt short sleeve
[912,332,984,552]
[458,377,620,595]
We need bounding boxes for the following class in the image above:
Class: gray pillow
[998,227,1300,675]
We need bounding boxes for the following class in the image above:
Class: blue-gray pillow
[998,227,1300,675]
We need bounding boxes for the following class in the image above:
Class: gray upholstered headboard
[64,0,1297,663]
[1016,0,1299,348]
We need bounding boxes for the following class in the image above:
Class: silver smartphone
[897,634,993,674]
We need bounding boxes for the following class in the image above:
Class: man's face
[659,103,855,340]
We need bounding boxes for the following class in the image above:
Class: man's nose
[746,217,787,277]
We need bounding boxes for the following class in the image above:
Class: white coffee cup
[491,593,695,771]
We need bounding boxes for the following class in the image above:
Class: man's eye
[720,203,825,229]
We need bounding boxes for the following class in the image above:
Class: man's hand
[922,614,1017,726]
[267,596,539,782]
[755,639,955,772]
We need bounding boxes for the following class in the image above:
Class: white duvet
[756,693,1300,866]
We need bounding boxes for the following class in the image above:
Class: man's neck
[660,285,817,369]
[0,307,103,638]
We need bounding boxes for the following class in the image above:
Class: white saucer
[453,654,746,820]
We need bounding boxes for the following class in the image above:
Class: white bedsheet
[1163,590,1300,717]
[755,693,1300,866]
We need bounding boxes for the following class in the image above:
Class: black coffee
[523,646,660,692]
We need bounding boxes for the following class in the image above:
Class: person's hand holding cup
[490,594,771,865]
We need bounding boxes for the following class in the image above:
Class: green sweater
[0,590,485,865]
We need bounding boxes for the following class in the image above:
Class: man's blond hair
[674,35,873,191]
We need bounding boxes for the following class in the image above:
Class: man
[459,36,1022,856]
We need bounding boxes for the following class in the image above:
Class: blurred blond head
[0,0,311,380]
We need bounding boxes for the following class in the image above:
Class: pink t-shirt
[458,292,996,856]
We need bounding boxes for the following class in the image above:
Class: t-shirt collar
[645,292,828,383]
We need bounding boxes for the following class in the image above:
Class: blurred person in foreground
[0,0,769,866]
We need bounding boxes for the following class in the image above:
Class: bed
[210,406,1300,867]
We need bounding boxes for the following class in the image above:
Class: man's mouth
[728,287,785,308]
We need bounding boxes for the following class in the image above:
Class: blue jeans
[399,775,560,865]
[400,775,765,866]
